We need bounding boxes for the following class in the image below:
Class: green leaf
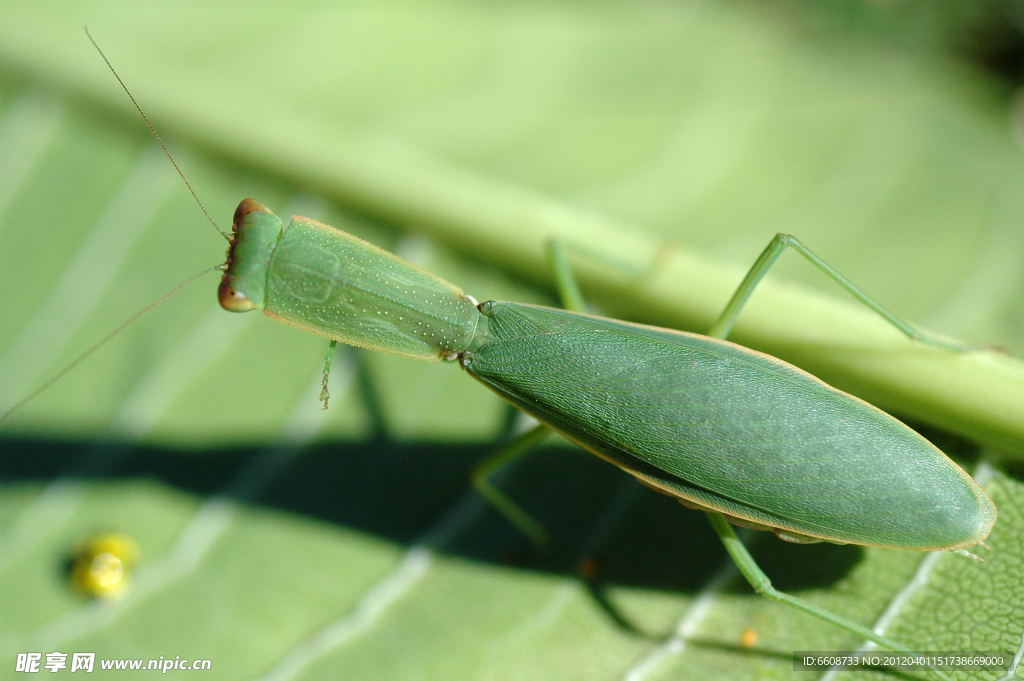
[0,2,1022,680]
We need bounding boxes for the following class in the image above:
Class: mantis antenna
[0,266,220,427]
[85,26,230,241]
[1,31,234,427]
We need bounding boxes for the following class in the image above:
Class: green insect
[215,196,994,661]
[1,34,997,674]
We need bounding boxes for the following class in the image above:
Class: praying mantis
[0,25,1019,681]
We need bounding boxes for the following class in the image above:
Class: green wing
[464,302,995,550]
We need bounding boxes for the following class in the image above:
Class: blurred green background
[0,1,1023,679]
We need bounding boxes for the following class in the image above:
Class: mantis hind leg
[707,514,947,672]
[708,233,967,351]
